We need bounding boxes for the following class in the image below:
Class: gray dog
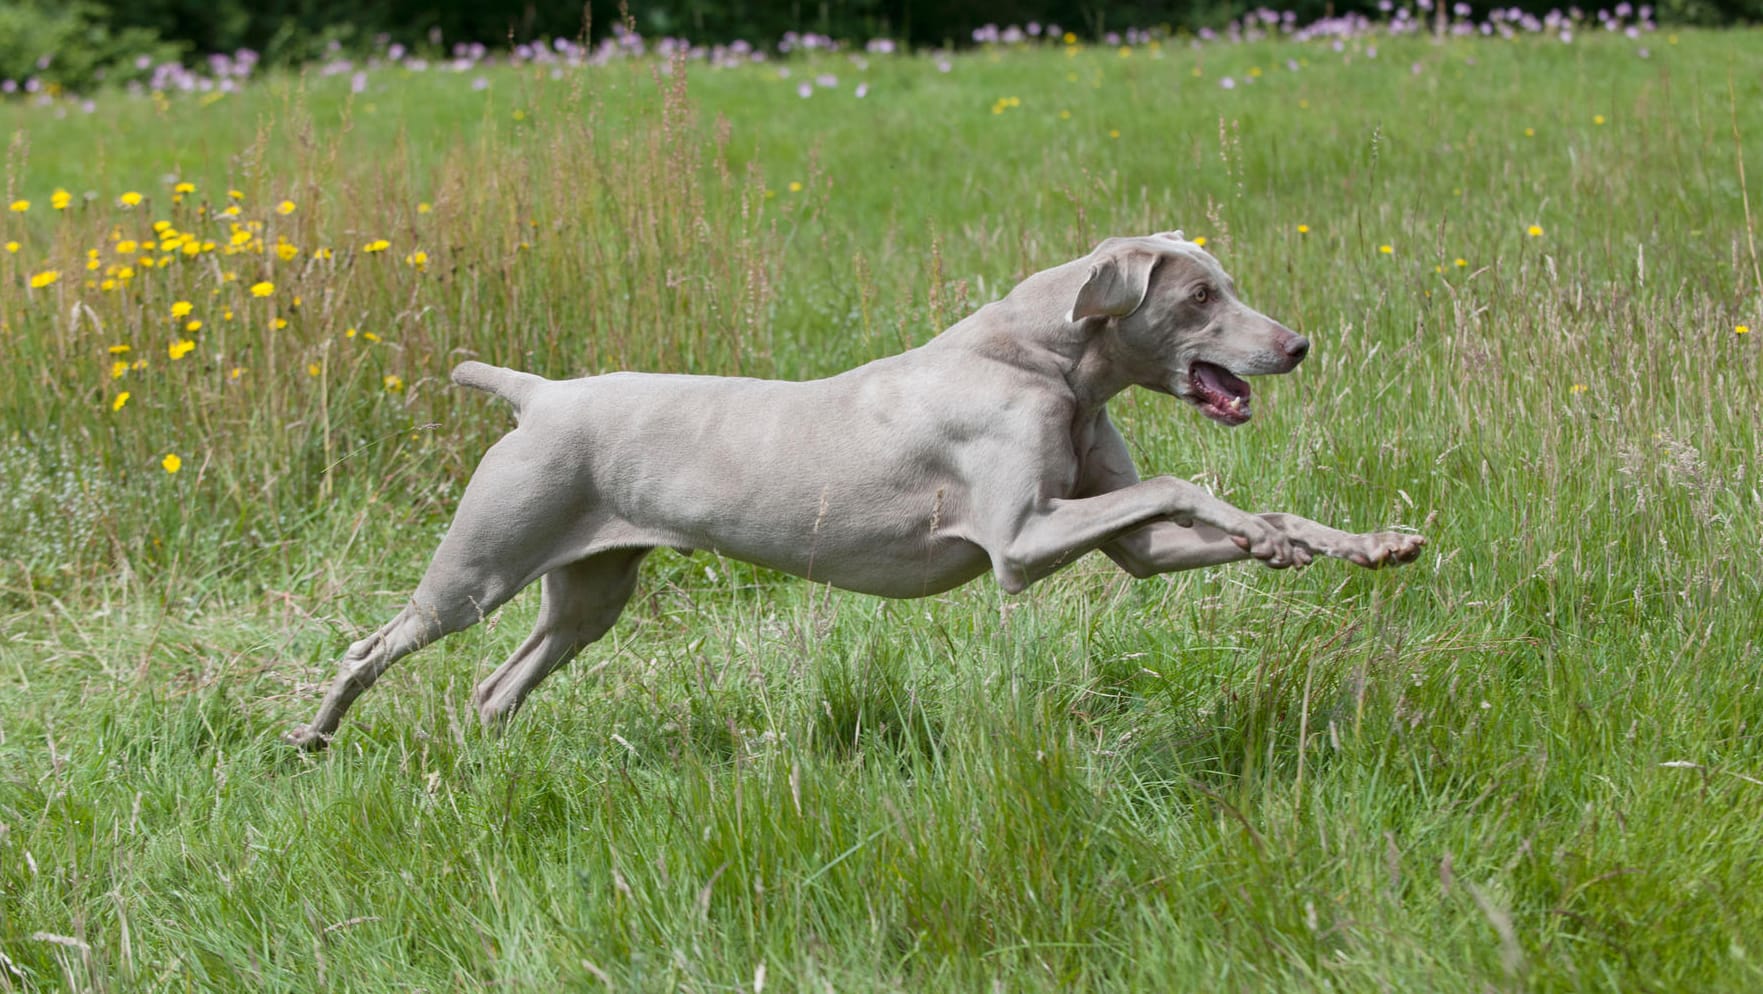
[287,232,1424,750]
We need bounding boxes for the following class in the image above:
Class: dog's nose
[1284,335,1310,361]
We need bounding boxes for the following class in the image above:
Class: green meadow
[2,27,1762,991]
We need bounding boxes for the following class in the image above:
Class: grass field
[3,24,1762,992]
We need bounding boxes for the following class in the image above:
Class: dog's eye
[1192,286,1210,304]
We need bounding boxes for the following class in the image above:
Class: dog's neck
[935,260,1139,416]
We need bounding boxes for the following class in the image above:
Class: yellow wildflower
[273,318,288,330]
[185,319,202,332]
[111,360,129,379]
[108,343,131,354]
[3,241,17,253]
[1570,383,1588,394]
[363,238,390,253]
[362,331,381,343]
[788,182,803,193]
[1379,244,1394,255]
[1527,224,1544,237]
[117,239,139,254]
[405,250,428,269]
[171,300,193,317]
[169,339,196,360]
[1297,224,1310,235]
[29,270,60,288]
[276,239,299,261]
[383,374,405,393]
[307,362,321,377]
[1593,114,1606,125]
[417,202,432,214]
[228,189,244,200]
[1738,325,1752,335]
[1455,258,1468,268]
[119,192,143,207]
[51,188,70,209]
[1192,236,1207,247]
[276,200,296,215]
[162,453,182,474]
[113,392,131,412]
[250,281,274,297]
[7,199,27,212]
[174,182,196,195]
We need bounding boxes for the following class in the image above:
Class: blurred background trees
[2,0,1753,91]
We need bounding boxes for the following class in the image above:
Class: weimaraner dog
[287,232,1424,749]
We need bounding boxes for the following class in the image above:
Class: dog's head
[1069,232,1307,426]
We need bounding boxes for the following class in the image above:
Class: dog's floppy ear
[1070,248,1160,322]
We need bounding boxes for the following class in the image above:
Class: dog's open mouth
[1189,361,1252,425]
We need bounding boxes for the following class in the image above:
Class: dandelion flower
[1527,224,1544,237]
[3,241,17,253]
[1570,383,1588,394]
[1454,258,1468,268]
[171,300,194,318]
[406,250,428,269]
[119,192,143,207]
[1109,129,1121,139]
[29,270,60,288]
[250,281,274,297]
[1593,115,1606,125]
[788,182,803,193]
[418,202,432,214]
[1192,236,1207,247]
[276,240,299,261]
[228,189,244,200]
[174,182,196,195]
[7,199,27,212]
[185,319,202,332]
[1379,244,1394,255]
[383,374,405,393]
[1524,127,1535,137]
[363,238,390,253]
[307,362,321,376]
[1297,224,1310,234]
[51,189,70,209]
[276,199,296,215]
[108,343,132,354]
[362,331,381,342]
[169,339,196,360]
[273,318,288,330]
[111,360,129,379]
[113,392,131,412]
[162,453,182,474]
[1738,325,1752,335]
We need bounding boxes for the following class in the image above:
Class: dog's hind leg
[285,586,506,751]
[471,546,650,729]
[286,438,572,750]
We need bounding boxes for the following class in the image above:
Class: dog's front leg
[1099,513,1424,578]
[1259,512,1426,569]
[988,476,1298,593]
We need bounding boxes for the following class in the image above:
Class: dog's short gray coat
[287,232,1424,749]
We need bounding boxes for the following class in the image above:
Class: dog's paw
[1231,521,1306,569]
[1342,531,1426,569]
[283,725,331,752]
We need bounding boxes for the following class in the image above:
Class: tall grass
[1,29,1761,992]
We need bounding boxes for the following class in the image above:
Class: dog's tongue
[1193,361,1250,403]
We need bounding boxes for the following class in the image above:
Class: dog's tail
[452,360,546,412]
